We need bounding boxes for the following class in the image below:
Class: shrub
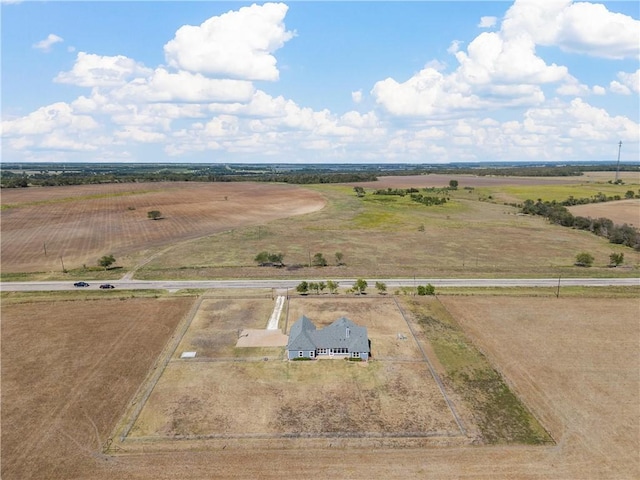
[417,284,436,295]
[575,252,594,267]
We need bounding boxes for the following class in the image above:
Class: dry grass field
[2,293,637,479]
[0,181,325,273]
[139,184,639,279]
[2,175,638,280]
[125,296,462,442]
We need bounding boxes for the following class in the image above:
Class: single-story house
[286,315,370,361]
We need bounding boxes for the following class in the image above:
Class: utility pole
[614,140,622,183]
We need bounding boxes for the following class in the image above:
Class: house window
[310,350,315,357]
[298,351,303,357]
[352,352,360,358]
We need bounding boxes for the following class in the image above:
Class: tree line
[1,170,377,188]
[521,199,639,249]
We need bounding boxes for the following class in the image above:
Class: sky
[1,0,639,164]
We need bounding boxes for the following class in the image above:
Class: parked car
[74,281,90,287]
[99,284,115,289]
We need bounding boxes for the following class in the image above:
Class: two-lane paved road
[1,277,638,292]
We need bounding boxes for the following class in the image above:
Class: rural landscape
[1,163,639,479]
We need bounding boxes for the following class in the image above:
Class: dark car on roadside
[74,281,90,287]
[99,284,115,289]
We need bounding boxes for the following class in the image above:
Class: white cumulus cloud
[503,0,640,60]
[33,33,63,52]
[610,69,640,94]
[163,2,294,81]
[55,52,152,87]
[1,102,98,136]
[110,69,255,104]
[371,0,640,119]
[478,16,497,28]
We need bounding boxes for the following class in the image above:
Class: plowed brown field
[0,182,325,272]
[568,198,640,226]
[1,296,194,480]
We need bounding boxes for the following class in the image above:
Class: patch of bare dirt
[236,329,288,347]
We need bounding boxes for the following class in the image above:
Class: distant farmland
[568,199,640,227]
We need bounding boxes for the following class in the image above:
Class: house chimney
[346,327,350,338]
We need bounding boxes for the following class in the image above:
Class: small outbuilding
[286,316,370,361]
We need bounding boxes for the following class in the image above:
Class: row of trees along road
[296,279,437,296]
[255,251,344,267]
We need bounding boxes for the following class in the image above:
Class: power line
[614,140,622,183]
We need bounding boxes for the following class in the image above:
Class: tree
[609,252,624,266]
[254,251,270,265]
[312,253,327,267]
[335,252,344,265]
[354,278,368,294]
[296,281,309,294]
[147,210,162,220]
[625,190,635,199]
[326,280,339,294]
[449,179,459,189]
[308,282,319,294]
[575,252,594,267]
[318,281,326,293]
[375,281,387,295]
[98,254,116,270]
[255,251,284,267]
[353,186,365,197]
[417,284,436,296]
[268,252,284,266]
[608,224,639,248]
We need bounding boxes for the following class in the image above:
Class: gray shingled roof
[287,316,369,353]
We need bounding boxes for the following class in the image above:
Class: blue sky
[2,1,639,164]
